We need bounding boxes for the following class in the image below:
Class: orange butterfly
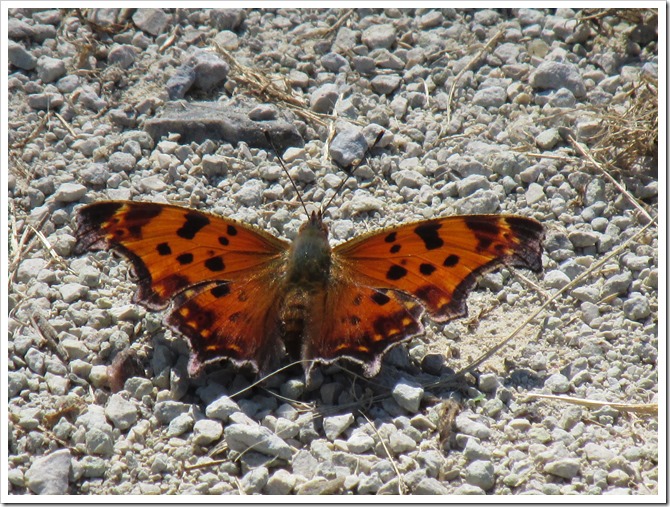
[74,200,543,379]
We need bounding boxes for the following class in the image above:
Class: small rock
[530,61,586,97]
[292,449,318,479]
[329,129,368,167]
[536,128,561,150]
[464,460,495,491]
[544,458,580,479]
[206,395,241,421]
[371,75,402,95]
[347,432,375,453]
[389,431,417,454]
[414,477,449,494]
[623,293,651,320]
[104,394,138,430]
[8,40,36,70]
[472,86,507,108]
[544,373,570,393]
[392,378,424,413]
[154,401,191,424]
[36,56,66,83]
[59,283,88,303]
[224,423,292,460]
[362,24,396,49]
[133,8,170,36]
[310,84,339,113]
[241,466,269,494]
[323,413,355,441]
[193,419,223,446]
[25,449,71,494]
[108,44,137,69]
[264,469,296,494]
[53,182,87,202]
[455,414,491,439]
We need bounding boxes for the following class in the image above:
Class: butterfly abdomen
[279,286,314,361]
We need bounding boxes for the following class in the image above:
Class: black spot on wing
[227,225,238,236]
[390,244,401,254]
[420,263,436,276]
[385,232,397,243]
[414,221,444,250]
[386,264,408,281]
[443,254,459,267]
[177,212,210,240]
[157,242,171,256]
[218,236,229,246]
[176,253,194,265]
[371,292,391,306]
[210,283,230,298]
[205,256,225,272]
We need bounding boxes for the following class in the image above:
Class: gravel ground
[6,7,660,497]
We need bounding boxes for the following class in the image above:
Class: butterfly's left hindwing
[333,215,543,322]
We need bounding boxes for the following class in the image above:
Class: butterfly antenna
[264,131,310,217]
[322,130,385,213]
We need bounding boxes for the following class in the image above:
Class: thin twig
[526,393,658,416]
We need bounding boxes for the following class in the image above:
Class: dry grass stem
[526,393,658,416]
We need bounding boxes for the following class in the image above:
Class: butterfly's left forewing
[75,201,291,374]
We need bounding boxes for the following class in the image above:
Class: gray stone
[86,427,114,456]
[357,473,384,494]
[601,272,633,298]
[362,24,396,49]
[224,423,292,460]
[145,101,302,151]
[389,431,417,454]
[53,182,87,202]
[154,401,191,424]
[210,9,245,31]
[371,75,402,95]
[414,477,449,494]
[36,56,66,83]
[545,373,570,393]
[536,128,561,150]
[297,477,345,495]
[310,84,339,113]
[193,419,223,445]
[457,175,490,197]
[323,413,355,441]
[166,64,196,99]
[16,258,47,283]
[329,129,368,167]
[347,432,375,453]
[8,40,36,70]
[105,394,138,430]
[167,413,194,437]
[206,395,241,421]
[544,269,571,289]
[455,414,491,439]
[25,449,71,494]
[392,169,428,189]
[321,52,349,72]
[241,466,269,494]
[623,293,651,320]
[530,61,586,97]
[568,230,599,248]
[464,460,495,491]
[292,449,318,479]
[264,469,296,494]
[190,51,229,92]
[392,378,424,413]
[59,283,88,303]
[464,438,492,461]
[108,44,137,69]
[234,179,264,206]
[544,458,580,479]
[132,8,170,36]
[472,86,507,108]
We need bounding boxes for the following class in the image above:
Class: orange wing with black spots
[302,284,424,377]
[75,201,290,374]
[332,215,544,322]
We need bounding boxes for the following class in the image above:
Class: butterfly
[74,200,544,380]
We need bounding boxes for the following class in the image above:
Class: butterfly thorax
[285,211,332,285]
[280,211,332,360]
